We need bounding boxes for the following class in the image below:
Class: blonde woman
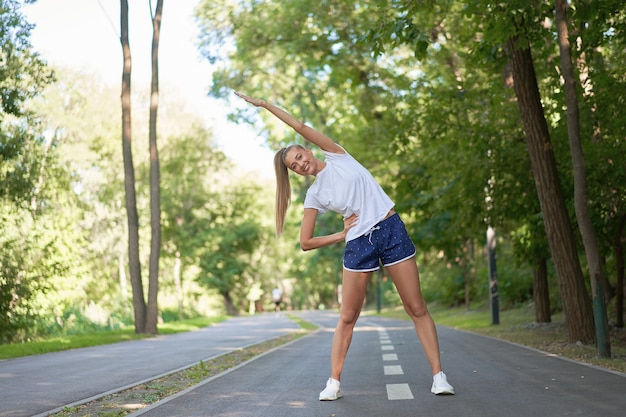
[235,92,455,400]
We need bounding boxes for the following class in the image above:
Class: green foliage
[160,128,228,259]
[1,0,53,206]
[195,183,267,311]
[0,202,96,342]
[2,0,284,341]
[197,0,626,320]
[2,0,625,344]
[0,126,84,342]
[0,222,43,342]
[158,128,279,314]
[0,0,53,118]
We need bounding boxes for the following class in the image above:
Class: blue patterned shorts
[343,213,416,272]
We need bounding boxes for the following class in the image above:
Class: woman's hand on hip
[343,214,359,235]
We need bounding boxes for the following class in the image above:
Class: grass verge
[0,316,226,360]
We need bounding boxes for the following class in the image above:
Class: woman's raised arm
[235,92,344,154]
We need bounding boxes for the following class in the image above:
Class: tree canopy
[1,0,624,347]
[196,0,626,344]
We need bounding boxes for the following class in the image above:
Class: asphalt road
[1,310,625,417]
[128,311,626,417]
[0,314,300,417]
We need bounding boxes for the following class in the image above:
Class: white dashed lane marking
[386,383,415,400]
[372,325,415,400]
[384,365,404,375]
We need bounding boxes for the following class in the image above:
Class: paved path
[131,311,626,417]
[0,314,300,417]
[1,311,625,417]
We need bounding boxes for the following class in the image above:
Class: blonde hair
[273,145,304,237]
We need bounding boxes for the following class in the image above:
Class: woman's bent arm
[299,209,358,251]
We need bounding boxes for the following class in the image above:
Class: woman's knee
[338,306,361,325]
[403,301,429,319]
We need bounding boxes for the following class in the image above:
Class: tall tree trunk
[555,0,610,356]
[145,0,164,335]
[533,257,551,323]
[572,12,614,307]
[222,292,238,316]
[120,0,146,334]
[506,32,595,343]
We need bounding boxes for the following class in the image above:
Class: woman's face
[284,147,320,176]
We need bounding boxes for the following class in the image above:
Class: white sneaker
[319,377,342,401]
[431,371,455,395]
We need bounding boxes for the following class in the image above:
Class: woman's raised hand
[234,91,265,107]
[235,91,342,154]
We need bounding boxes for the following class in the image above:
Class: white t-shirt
[303,148,394,242]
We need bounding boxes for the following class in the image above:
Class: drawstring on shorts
[364,226,380,245]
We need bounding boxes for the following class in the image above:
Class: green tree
[196,0,626,332]
[0,0,64,342]
[0,0,52,120]
[119,0,146,333]
[0,147,83,342]
[195,183,267,315]
[571,0,626,329]
[145,0,164,334]
[555,0,609,354]
[499,2,594,343]
[1,0,53,201]
[118,0,162,335]
[160,128,228,316]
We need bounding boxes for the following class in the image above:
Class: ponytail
[273,144,306,237]
[274,147,291,237]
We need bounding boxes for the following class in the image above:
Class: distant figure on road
[236,92,455,401]
[272,287,283,312]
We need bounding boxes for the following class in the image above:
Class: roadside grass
[289,314,319,331]
[372,303,626,374]
[0,316,226,360]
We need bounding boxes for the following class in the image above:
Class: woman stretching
[235,92,455,400]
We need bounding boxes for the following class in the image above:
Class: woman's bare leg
[385,259,442,375]
[329,269,371,381]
